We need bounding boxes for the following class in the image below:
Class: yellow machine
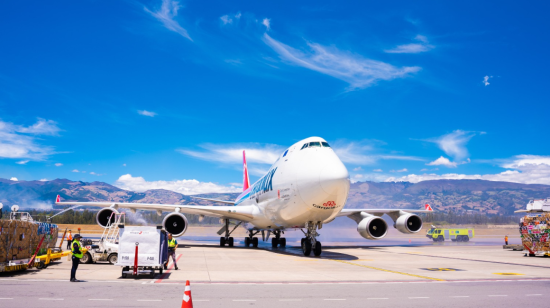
[427,226,474,242]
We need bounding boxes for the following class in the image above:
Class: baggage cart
[116,225,168,278]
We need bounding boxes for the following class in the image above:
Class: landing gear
[270,230,287,248]
[301,221,322,256]
[245,230,260,248]
[219,219,241,247]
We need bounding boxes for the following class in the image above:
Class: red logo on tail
[425,204,433,211]
[56,195,60,203]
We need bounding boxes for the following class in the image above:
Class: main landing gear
[244,230,259,248]
[301,221,322,257]
[219,219,241,247]
[271,230,286,248]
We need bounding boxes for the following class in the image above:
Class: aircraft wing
[337,204,434,217]
[55,196,254,221]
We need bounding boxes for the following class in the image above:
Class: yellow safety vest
[72,240,83,259]
[168,239,177,248]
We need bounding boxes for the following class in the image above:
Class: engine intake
[357,216,388,240]
[96,208,119,228]
[162,212,189,237]
[395,213,423,234]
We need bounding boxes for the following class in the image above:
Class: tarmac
[1,226,548,307]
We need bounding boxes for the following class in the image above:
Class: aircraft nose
[319,159,350,196]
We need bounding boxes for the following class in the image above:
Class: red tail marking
[243,150,250,191]
[425,204,433,211]
[56,195,60,203]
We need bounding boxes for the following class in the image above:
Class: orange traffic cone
[181,280,193,308]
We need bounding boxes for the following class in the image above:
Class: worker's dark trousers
[70,256,80,280]
[506,241,508,245]
[67,241,71,250]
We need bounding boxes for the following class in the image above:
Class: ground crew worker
[165,233,178,270]
[66,230,72,250]
[70,234,83,282]
[505,235,509,245]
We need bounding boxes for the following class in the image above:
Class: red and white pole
[133,243,139,276]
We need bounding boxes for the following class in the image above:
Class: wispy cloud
[114,174,241,195]
[262,18,271,31]
[422,130,479,162]
[137,110,157,117]
[386,155,550,185]
[263,33,421,90]
[178,143,284,165]
[332,140,423,165]
[220,12,242,25]
[72,169,79,173]
[483,75,492,86]
[0,118,60,160]
[54,163,63,167]
[16,160,29,165]
[385,35,435,54]
[10,177,18,181]
[145,0,192,41]
[427,156,457,168]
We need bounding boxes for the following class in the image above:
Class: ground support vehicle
[80,213,123,264]
[427,227,474,242]
[116,225,168,278]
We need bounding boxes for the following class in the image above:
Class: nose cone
[320,160,350,196]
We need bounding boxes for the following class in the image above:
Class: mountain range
[2,178,549,215]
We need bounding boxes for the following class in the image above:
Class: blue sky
[1,0,550,194]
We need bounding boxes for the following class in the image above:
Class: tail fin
[56,195,60,203]
[425,204,433,211]
[243,150,251,191]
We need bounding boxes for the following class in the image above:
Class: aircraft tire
[279,238,286,248]
[244,237,250,247]
[252,237,259,247]
[313,241,322,256]
[220,237,226,247]
[228,237,234,247]
[271,238,279,248]
[302,239,312,256]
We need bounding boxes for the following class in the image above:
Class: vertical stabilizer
[243,150,251,191]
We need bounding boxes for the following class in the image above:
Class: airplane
[56,136,433,256]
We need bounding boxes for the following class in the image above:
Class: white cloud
[16,160,29,165]
[114,174,242,195]
[373,169,383,172]
[386,155,550,185]
[178,143,284,165]
[138,110,157,117]
[420,168,428,172]
[235,12,241,19]
[332,141,422,165]
[354,174,364,179]
[263,34,421,90]
[54,163,63,167]
[427,156,457,168]
[483,75,492,86]
[424,130,478,161]
[72,169,79,173]
[391,168,408,173]
[123,164,127,167]
[385,34,435,54]
[145,0,192,41]
[353,166,362,171]
[262,18,271,31]
[39,178,48,182]
[10,177,18,181]
[0,118,59,160]
[220,15,232,25]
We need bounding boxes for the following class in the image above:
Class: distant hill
[1,178,549,215]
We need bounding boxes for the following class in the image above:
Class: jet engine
[357,215,388,240]
[162,212,189,237]
[394,213,423,234]
[96,208,119,228]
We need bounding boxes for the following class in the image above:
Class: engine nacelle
[395,213,423,234]
[96,208,119,228]
[162,212,189,237]
[357,216,388,240]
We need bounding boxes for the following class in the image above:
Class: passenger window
[321,142,330,147]
[309,142,321,147]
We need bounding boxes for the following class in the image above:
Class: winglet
[243,150,251,191]
[56,195,60,203]
[425,204,433,211]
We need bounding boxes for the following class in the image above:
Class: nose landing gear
[301,221,322,256]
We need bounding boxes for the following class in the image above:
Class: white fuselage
[235,137,350,230]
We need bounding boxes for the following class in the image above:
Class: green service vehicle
[427,227,474,242]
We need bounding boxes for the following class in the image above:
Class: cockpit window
[300,143,309,150]
[283,150,288,157]
[321,142,330,147]
[309,142,321,147]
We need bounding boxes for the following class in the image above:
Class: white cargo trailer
[116,225,168,278]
